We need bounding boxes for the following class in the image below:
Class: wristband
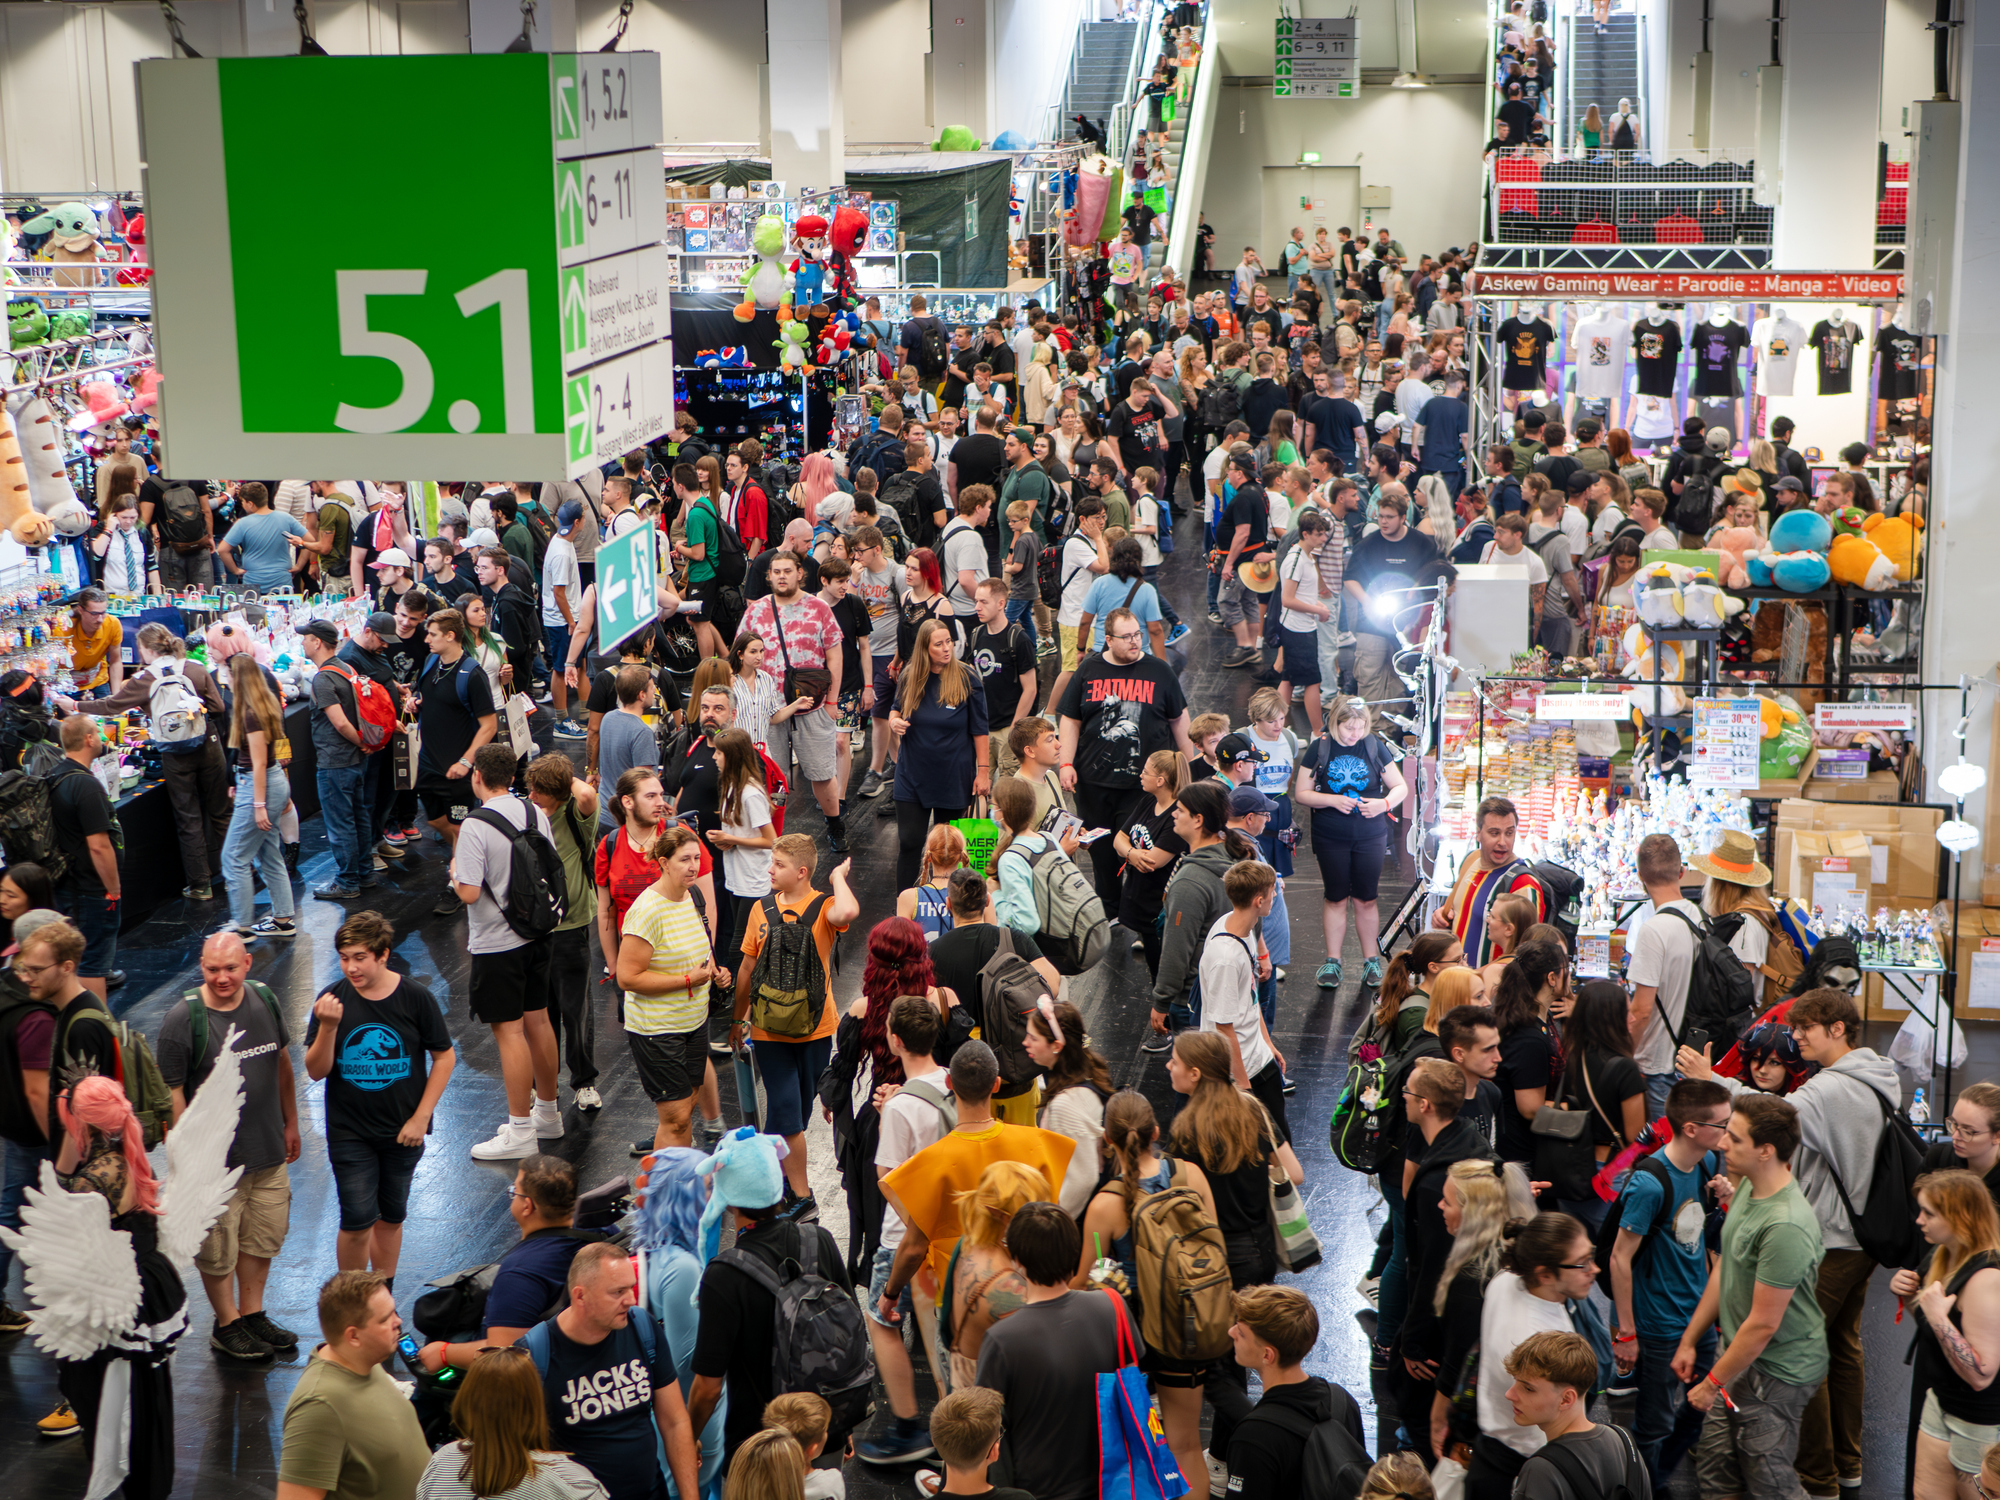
[1612,1332,1636,1344]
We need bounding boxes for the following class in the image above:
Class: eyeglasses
[1684,1118,1732,1136]
[11,961,53,980]
[1979,1475,2000,1500]
[1949,1119,1993,1139]
[1558,1255,1599,1271]
[1109,631,1144,644]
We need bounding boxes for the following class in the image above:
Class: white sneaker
[1355,1273,1381,1308]
[1204,1453,1229,1499]
[470,1121,538,1160]
[574,1086,603,1110]
[532,1104,564,1139]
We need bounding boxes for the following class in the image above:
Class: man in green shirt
[1674,1092,1827,1500]
[681,484,733,658]
[277,1271,430,1500]
[999,428,1055,547]
[1088,457,1133,533]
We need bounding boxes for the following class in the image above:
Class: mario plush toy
[789,214,830,314]
[824,205,869,314]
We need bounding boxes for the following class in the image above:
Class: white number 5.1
[333,268,535,435]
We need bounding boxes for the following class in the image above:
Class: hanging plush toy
[21,203,103,289]
[695,347,753,369]
[8,300,49,349]
[0,381,91,540]
[775,320,811,370]
[114,213,151,287]
[788,214,830,315]
[815,319,851,367]
[734,214,790,323]
[824,205,869,314]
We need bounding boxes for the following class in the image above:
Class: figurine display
[1802,902,1943,969]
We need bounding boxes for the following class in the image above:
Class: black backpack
[1591,1149,1722,1300]
[761,482,798,536]
[718,1227,876,1450]
[1667,456,1722,535]
[697,497,748,586]
[1530,1422,1645,1500]
[157,482,208,551]
[1527,859,1585,952]
[0,765,68,880]
[1240,1384,1372,1500]
[464,804,568,941]
[917,318,949,379]
[1658,906,1757,1048]
[1199,375,1242,428]
[517,504,555,572]
[1612,116,1637,150]
[1820,1077,1927,1269]
[1791,932,1862,999]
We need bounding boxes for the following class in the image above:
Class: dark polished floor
[0,489,1949,1498]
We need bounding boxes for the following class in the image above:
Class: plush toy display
[734,214,790,323]
[114,213,151,287]
[1680,567,1731,628]
[1861,511,1923,580]
[1746,510,1834,593]
[21,203,102,289]
[695,347,753,368]
[787,214,830,314]
[1758,693,1812,776]
[1769,509,1832,554]
[1829,506,1870,538]
[0,387,91,540]
[7,300,48,349]
[823,206,868,313]
[933,125,980,151]
[815,313,853,367]
[774,319,810,370]
[1621,624,1687,718]
[1634,564,1687,627]
[1827,530,1897,591]
[1708,526,1762,589]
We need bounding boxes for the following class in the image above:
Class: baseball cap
[437,495,470,525]
[1228,785,1276,817]
[1216,732,1267,767]
[299,619,340,646]
[365,611,399,638]
[556,499,584,536]
[1565,470,1597,494]
[370,546,414,570]
[467,527,501,548]
[1774,476,1806,493]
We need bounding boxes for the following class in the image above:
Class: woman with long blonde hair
[221,651,296,939]
[946,1160,1053,1385]
[1577,102,1604,153]
[419,1347,607,1500]
[1891,1170,2000,1500]
[1076,1090,1217,1488]
[721,1428,806,1500]
[887,617,989,890]
[989,774,1050,939]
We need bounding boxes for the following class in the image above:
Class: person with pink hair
[51,1074,187,1499]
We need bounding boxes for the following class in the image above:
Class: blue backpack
[522,1303,658,1376]
[421,652,485,712]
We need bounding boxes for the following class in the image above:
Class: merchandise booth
[1379,267,1983,1100]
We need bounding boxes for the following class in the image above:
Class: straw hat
[1236,555,1278,593]
[1690,827,1771,887]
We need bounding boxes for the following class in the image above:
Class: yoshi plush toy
[734,214,790,323]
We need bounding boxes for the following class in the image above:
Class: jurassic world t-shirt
[531,1312,680,1500]
[1876,324,1923,400]
[302,976,453,1144]
[1497,316,1555,391]
[1631,318,1684,397]
[1054,653,1188,791]
[1808,319,1861,395]
[1689,320,1749,398]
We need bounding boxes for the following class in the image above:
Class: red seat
[1878,187,1907,227]
[1571,220,1617,243]
[1654,215,1701,243]
[1495,155,1540,216]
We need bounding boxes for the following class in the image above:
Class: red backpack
[320,660,398,752]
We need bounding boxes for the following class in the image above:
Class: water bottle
[1910,1088,1930,1125]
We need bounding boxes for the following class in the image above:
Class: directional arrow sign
[557,162,587,252]
[1276,17,1293,36]
[1275,80,1291,96]
[559,245,669,374]
[595,513,659,651]
[1276,61,1292,76]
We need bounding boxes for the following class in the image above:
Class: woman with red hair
[894,547,966,667]
[52,1075,186,1500]
[823,917,958,1281]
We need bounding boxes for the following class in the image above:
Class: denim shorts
[864,1240,914,1329]
[329,1135,425,1232]
[543,623,571,680]
[1922,1389,2000,1474]
[751,1034,833,1137]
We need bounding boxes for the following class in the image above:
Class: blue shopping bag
[1097,1289,1191,1500]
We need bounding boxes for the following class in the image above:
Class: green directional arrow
[1276,17,1292,35]
[1276,60,1292,76]
[1275,80,1291,96]
[1276,40,1291,56]
[561,267,587,357]
[557,162,586,251]
[565,373,592,464]
[1338,80,1356,97]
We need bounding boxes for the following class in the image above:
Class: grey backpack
[718,1228,875,1449]
[1027,841,1111,975]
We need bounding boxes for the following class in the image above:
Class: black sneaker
[630,1138,661,1158]
[0,1299,29,1333]
[855,1416,936,1465]
[314,883,361,901]
[240,1310,299,1351]
[780,1191,820,1224]
[1140,1031,1173,1054]
[432,891,465,918]
[211,1318,275,1361]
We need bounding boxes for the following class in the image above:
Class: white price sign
[556,149,667,268]
[1690,698,1764,788]
[552,53,663,159]
[1536,693,1631,721]
[560,246,670,375]
[564,340,674,479]
[1813,702,1917,735]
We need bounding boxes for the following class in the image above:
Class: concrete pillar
[1771,0,1886,267]
[1922,4,1998,866]
[766,0,846,190]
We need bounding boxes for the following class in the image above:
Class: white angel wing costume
[0,1028,247,1361]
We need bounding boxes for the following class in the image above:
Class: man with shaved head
[744,516,821,601]
[155,930,303,1361]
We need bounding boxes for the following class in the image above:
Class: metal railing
[1482,147,1768,249]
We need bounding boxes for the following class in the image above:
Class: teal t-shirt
[1718,1176,1828,1387]
[1619,1150,1719,1340]
[684,499,719,583]
[222,510,304,591]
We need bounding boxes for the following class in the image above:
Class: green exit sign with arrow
[139,52,672,479]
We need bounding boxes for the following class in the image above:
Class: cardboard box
[1805,770,1905,803]
[1775,800,1944,901]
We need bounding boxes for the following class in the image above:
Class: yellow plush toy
[1827,531,1896,591]
[1861,511,1923,581]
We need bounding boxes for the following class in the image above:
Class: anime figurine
[789,214,831,313]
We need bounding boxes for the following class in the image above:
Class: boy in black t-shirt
[970,579,1038,779]
[1227,1286,1365,1500]
[929,1388,1036,1500]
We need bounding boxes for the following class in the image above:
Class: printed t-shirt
[1808,320,1861,395]
[531,1312,678,1500]
[855,563,908,656]
[1116,795,1186,916]
[1054,652,1188,791]
[1690,320,1749,398]
[738,886,850,1042]
[1631,318,1685,397]
[1571,315,1629,402]
[1497,316,1554,389]
[620,885,712,1035]
[1619,1150,1719,1339]
[155,987,291,1170]
[881,1120,1076,1288]
[969,622,1037,726]
[302,977,453,1144]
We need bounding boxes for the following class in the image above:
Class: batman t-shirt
[1689,320,1749,398]
[1808,319,1861,395]
[1300,732,1396,843]
[1876,324,1923,400]
[1497,316,1555,390]
[1631,318,1685,397]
